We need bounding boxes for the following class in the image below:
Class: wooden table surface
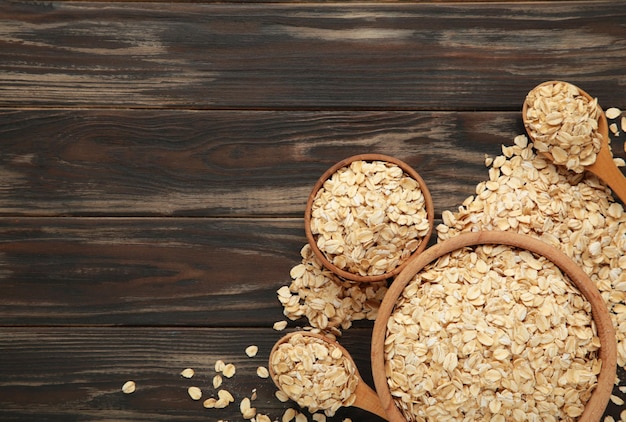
[1,1,626,420]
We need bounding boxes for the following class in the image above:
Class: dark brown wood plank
[0,217,307,326]
[0,109,551,217]
[0,326,623,421]
[1,2,625,109]
[0,326,385,421]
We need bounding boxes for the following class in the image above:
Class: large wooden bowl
[304,153,434,283]
[371,231,617,422]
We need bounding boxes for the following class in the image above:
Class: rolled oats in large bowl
[304,154,434,283]
[371,232,616,422]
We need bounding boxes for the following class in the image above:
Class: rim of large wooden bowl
[371,230,617,422]
[304,153,435,283]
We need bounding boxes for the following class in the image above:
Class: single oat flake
[121,380,136,394]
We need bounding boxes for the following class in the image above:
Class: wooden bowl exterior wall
[304,153,435,283]
[371,231,617,422]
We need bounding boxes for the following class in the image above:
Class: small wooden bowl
[304,154,434,283]
[371,231,617,422]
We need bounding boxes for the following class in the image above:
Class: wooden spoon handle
[588,145,626,204]
[353,380,388,420]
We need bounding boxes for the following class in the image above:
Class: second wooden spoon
[269,331,388,420]
[522,80,626,203]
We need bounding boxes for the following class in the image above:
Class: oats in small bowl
[304,154,434,283]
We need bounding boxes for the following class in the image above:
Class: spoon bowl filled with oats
[269,331,388,420]
[523,80,626,203]
[371,231,616,422]
[304,154,434,283]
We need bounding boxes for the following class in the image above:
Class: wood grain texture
[0,326,385,421]
[2,0,626,420]
[0,217,308,326]
[1,1,625,109]
[0,109,566,217]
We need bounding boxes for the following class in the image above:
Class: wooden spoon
[269,331,388,420]
[522,80,626,204]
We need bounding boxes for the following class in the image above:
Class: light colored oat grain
[611,122,620,136]
[218,389,234,403]
[270,333,358,417]
[275,389,290,402]
[180,368,194,379]
[273,320,288,331]
[203,397,216,408]
[437,133,626,369]
[611,394,625,406]
[187,386,202,401]
[621,409,626,422]
[310,159,430,277]
[213,374,223,389]
[215,359,225,373]
[277,244,387,334]
[256,414,271,422]
[524,81,602,173]
[282,408,297,422]
[607,107,622,119]
[256,366,269,378]
[240,397,257,419]
[121,380,136,394]
[245,345,259,357]
[214,397,230,408]
[223,363,236,378]
[386,244,600,421]
[312,414,327,422]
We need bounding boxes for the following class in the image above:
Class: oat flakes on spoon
[522,80,626,203]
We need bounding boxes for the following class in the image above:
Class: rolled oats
[524,81,602,173]
[121,380,136,394]
[607,107,622,120]
[386,244,600,421]
[438,133,626,369]
[180,368,194,379]
[277,244,387,334]
[245,345,259,357]
[309,159,430,277]
[187,386,202,401]
[270,333,358,417]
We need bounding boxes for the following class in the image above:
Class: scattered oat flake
[610,123,620,136]
[215,359,225,372]
[257,366,270,378]
[180,368,194,378]
[121,380,136,394]
[273,320,288,331]
[245,345,259,357]
[275,389,290,402]
[606,107,622,119]
[213,374,223,389]
[218,389,235,403]
[622,116,626,132]
[203,397,217,408]
[188,386,202,401]
[611,394,625,406]
[223,363,236,378]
